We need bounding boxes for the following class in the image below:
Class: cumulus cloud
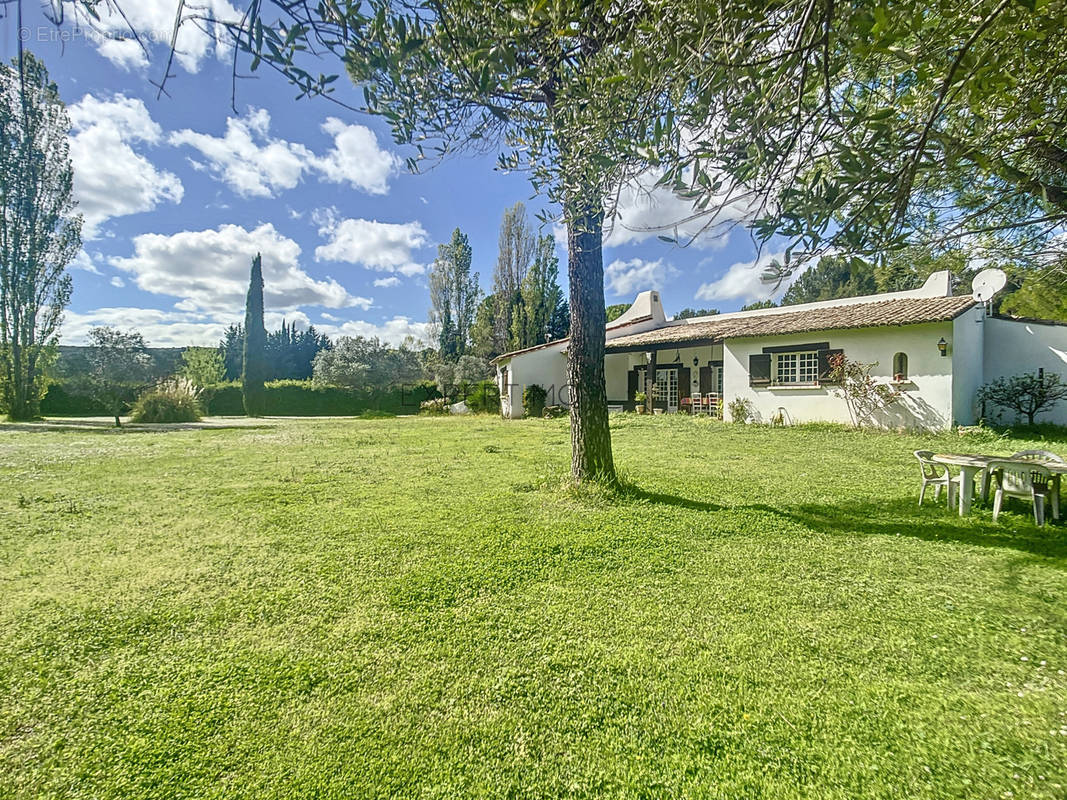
[78,0,241,73]
[170,109,399,198]
[605,168,758,249]
[314,217,429,276]
[109,222,371,312]
[604,258,678,297]
[60,307,232,347]
[170,109,311,197]
[695,250,810,304]
[68,94,183,239]
[373,276,402,288]
[311,118,400,194]
[318,316,431,347]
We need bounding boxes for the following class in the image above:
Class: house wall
[983,317,1067,425]
[951,306,986,425]
[498,342,569,418]
[723,323,956,430]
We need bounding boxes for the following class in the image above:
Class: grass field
[1,415,1065,799]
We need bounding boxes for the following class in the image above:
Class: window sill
[890,380,915,388]
[756,383,824,391]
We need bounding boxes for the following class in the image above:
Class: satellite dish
[971,268,1007,303]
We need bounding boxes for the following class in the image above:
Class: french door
[654,368,679,411]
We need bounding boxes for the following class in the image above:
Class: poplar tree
[0,53,80,420]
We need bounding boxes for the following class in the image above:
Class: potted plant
[634,391,647,413]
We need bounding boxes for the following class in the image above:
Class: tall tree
[0,53,79,420]
[675,308,719,319]
[514,235,566,348]
[84,327,152,428]
[660,1,1067,285]
[219,323,243,381]
[228,2,685,483]
[242,253,267,417]
[469,294,499,360]
[428,228,478,360]
[782,256,878,306]
[492,203,536,353]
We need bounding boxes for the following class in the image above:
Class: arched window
[893,352,908,380]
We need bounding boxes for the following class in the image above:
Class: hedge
[41,380,439,418]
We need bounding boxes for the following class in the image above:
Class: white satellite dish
[971,268,1007,303]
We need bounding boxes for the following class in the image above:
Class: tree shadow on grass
[0,418,274,435]
[618,481,1067,562]
[778,498,1067,562]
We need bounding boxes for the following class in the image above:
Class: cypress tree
[242,253,267,416]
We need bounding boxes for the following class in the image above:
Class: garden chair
[913,450,965,509]
[1011,450,1064,520]
[690,392,701,415]
[990,461,1053,527]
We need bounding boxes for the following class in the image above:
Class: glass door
[655,368,679,412]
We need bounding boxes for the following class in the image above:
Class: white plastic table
[931,453,1067,517]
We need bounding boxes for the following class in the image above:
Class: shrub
[523,383,547,418]
[464,379,500,414]
[202,380,437,416]
[131,378,202,423]
[420,398,449,415]
[977,371,1067,426]
[727,396,752,423]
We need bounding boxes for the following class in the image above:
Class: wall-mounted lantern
[692,356,699,366]
[937,337,948,357]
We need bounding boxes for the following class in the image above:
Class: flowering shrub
[827,353,900,427]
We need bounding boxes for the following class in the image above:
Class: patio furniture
[990,460,1054,526]
[915,450,966,509]
[689,392,701,415]
[1012,450,1064,520]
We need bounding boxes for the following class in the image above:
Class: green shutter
[749,353,771,387]
[627,369,638,401]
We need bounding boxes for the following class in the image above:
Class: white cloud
[62,307,428,349]
[70,250,103,275]
[110,276,126,288]
[695,250,809,304]
[314,218,429,276]
[604,258,678,297]
[170,109,399,198]
[170,109,312,198]
[109,222,370,312]
[79,0,241,73]
[68,94,183,239]
[373,276,401,288]
[605,168,758,249]
[319,316,431,347]
[311,118,400,195]
[61,307,230,347]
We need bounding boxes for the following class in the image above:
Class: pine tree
[242,253,267,416]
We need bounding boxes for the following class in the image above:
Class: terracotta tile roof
[492,314,654,362]
[605,295,976,351]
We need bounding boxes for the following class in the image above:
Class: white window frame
[773,351,820,386]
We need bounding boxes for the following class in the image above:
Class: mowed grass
[1,415,1066,799]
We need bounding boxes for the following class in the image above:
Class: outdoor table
[930,453,1067,517]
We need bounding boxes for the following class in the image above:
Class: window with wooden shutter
[749,353,771,387]
[818,348,844,384]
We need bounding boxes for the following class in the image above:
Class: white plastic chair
[690,392,702,415]
[1011,450,1063,520]
[914,450,965,509]
[990,461,1053,526]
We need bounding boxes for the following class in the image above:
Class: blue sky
[3,2,791,348]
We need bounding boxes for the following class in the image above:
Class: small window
[774,351,819,385]
[893,352,908,380]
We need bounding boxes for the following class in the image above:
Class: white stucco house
[492,270,1067,430]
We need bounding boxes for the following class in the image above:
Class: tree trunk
[114,413,122,428]
[565,201,616,484]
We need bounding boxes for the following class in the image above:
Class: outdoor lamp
[693,356,699,366]
[937,337,948,357]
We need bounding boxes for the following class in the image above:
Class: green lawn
[1,415,1065,798]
